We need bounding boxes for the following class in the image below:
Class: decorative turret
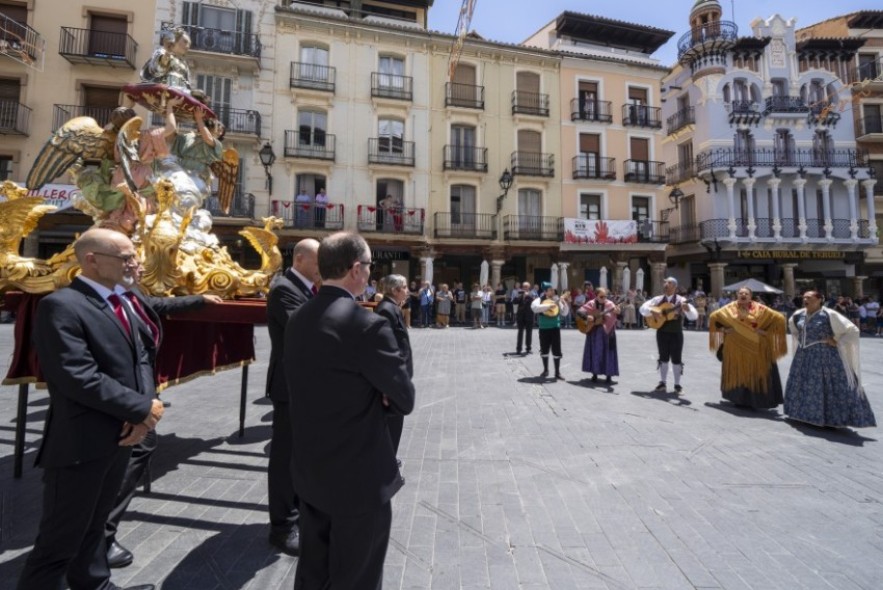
[678,0,738,70]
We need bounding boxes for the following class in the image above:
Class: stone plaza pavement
[1,321,882,590]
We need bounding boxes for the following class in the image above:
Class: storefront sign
[0,182,79,212]
[563,218,637,244]
[737,250,844,260]
[372,249,410,261]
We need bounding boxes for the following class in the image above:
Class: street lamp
[496,168,513,212]
[259,141,276,196]
[668,186,684,209]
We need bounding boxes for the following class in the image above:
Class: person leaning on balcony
[295,189,313,228]
[313,187,328,227]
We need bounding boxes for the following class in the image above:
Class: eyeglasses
[354,259,373,271]
[93,252,139,265]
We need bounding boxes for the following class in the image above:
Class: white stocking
[673,363,683,385]
[659,362,669,383]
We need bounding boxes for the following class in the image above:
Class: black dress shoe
[555,373,564,380]
[116,585,156,590]
[107,540,134,569]
[269,528,300,557]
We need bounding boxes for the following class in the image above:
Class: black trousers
[18,447,130,590]
[386,415,404,455]
[105,429,157,543]
[656,330,684,364]
[269,400,300,533]
[539,328,562,358]
[516,322,533,352]
[295,499,392,590]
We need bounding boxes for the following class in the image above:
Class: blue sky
[428,0,875,65]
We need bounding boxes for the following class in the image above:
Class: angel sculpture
[140,27,192,93]
[0,181,58,289]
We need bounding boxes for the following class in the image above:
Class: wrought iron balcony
[284,130,336,160]
[290,61,336,92]
[622,104,662,129]
[52,104,116,131]
[511,152,554,177]
[695,147,867,172]
[371,72,413,101]
[149,107,261,136]
[849,58,882,87]
[623,160,665,184]
[0,99,31,135]
[667,107,695,135]
[665,161,695,185]
[570,99,612,123]
[205,191,253,218]
[728,100,762,125]
[434,212,497,239]
[503,215,563,241]
[368,138,415,167]
[173,23,261,60]
[677,21,739,60]
[357,205,424,235]
[271,200,344,230]
[58,26,137,68]
[572,155,615,180]
[807,102,841,127]
[696,218,870,241]
[443,145,488,172]
[511,90,549,117]
[763,96,808,115]
[445,82,484,109]
[0,12,43,64]
[637,220,670,243]
[669,223,700,244]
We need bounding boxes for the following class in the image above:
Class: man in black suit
[105,263,222,568]
[264,238,320,556]
[284,232,414,590]
[515,281,535,354]
[375,273,413,456]
[17,228,159,590]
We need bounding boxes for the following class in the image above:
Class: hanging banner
[1,182,79,212]
[563,218,637,244]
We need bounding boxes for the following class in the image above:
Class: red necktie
[107,293,131,337]
[311,284,318,296]
[124,292,160,345]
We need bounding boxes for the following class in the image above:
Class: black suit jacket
[125,287,205,370]
[375,297,413,378]
[284,286,415,516]
[33,279,157,469]
[266,268,312,402]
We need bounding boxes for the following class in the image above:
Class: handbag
[715,343,724,362]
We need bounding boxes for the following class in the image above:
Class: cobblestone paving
[1,323,881,589]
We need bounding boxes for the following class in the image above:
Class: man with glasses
[18,228,160,590]
[284,232,414,589]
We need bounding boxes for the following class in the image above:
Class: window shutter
[236,9,252,54]
[182,2,199,27]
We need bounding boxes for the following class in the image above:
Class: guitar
[644,301,681,330]
[576,305,614,334]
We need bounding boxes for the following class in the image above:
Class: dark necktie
[124,291,160,345]
[311,284,318,296]
[107,293,131,337]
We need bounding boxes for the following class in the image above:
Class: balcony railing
[695,147,867,172]
[624,160,665,184]
[808,102,841,126]
[622,104,662,129]
[511,151,553,177]
[1,12,43,63]
[850,58,882,87]
[434,212,497,239]
[856,115,883,138]
[665,161,695,185]
[763,96,808,114]
[149,106,261,136]
[696,218,872,241]
[205,191,253,219]
[52,104,115,131]
[445,82,484,109]
[570,99,612,123]
[728,100,762,125]
[371,72,413,101]
[511,90,549,116]
[677,21,739,59]
[284,130,336,160]
[0,99,31,135]
[638,220,670,243]
[443,145,488,172]
[58,26,137,68]
[667,107,695,135]
[503,215,563,241]
[357,205,424,235]
[290,61,336,92]
[368,138,415,166]
[572,155,615,180]
[669,224,700,244]
[271,200,344,230]
[173,23,261,60]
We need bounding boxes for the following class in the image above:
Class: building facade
[661,0,876,300]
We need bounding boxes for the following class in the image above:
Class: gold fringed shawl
[708,302,788,393]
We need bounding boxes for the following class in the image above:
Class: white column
[743,177,757,239]
[853,276,867,299]
[781,263,798,300]
[557,262,570,290]
[794,178,808,240]
[420,256,433,283]
[614,261,627,294]
[724,177,738,239]
[651,262,667,296]
[767,178,782,240]
[708,262,728,300]
[845,178,858,239]
[819,178,833,240]
[491,259,505,288]
[863,179,878,237]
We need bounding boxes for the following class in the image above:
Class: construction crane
[448,0,477,81]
